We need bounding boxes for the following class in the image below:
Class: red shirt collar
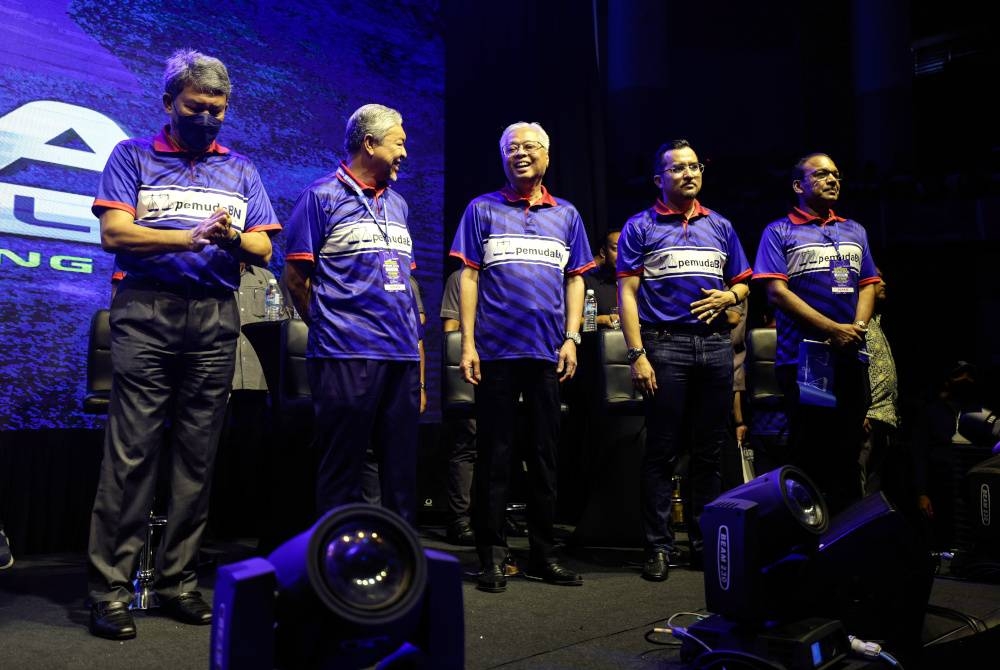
[152,125,229,155]
[337,161,387,197]
[787,206,846,225]
[653,198,710,219]
[501,184,557,207]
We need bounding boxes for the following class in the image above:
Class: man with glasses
[618,139,752,582]
[450,121,594,593]
[753,152,879,516]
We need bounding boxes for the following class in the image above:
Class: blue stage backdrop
[0,0,445,431]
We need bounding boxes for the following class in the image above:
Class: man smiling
[284,103,422,525]
[450,121,594,592]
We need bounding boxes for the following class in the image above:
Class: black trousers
[474,359,561,567]
[308,358,420,525]
[88,284,238,603]
[777,353,871,518]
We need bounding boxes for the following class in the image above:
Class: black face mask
[173,112,222,152]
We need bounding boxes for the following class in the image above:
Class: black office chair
[83,308,166,610]
[569,328,646,548]
[83,309,112,414]
[597,329,644,415]
[744,327,790,472]
[277,317,313,430]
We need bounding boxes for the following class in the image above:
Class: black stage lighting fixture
[700,465,829,624]
[967,453,1000,544]
[210,503,464,670]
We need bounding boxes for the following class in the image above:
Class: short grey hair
[345,103,404,155]
[163,49,231,99]
[499,122,550,154]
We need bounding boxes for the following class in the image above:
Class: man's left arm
[223,229,272,266]
[558,274,584,381]
[854,283,876,327]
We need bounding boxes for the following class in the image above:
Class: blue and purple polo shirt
[449,185,594,363]
[617,199,752,325]
[753,207,880,366]
[93,127,280,291]
[284,163,420,362]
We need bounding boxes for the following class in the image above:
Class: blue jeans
[640,328,733,553]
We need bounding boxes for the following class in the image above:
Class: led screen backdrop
[0,0,445,431]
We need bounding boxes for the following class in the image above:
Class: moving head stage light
[689,466,934,669]
[210,503,464,670]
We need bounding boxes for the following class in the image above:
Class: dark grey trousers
[88,283,238,603]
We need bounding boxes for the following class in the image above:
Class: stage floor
[1,525,998,669]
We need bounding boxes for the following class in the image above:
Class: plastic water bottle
[583,289,597,332]
[264,277,284,320]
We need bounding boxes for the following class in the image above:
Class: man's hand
[190,208,231,251]
[556,340,578,382]
[461,347,481,385]
[918,494,935,520]
[631,356,657,395]
[828,322,866,349]
[736,424,749,443]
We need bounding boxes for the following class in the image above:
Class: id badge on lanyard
[823,222,853,294]
[830,259,853,294]
[381,250,407,292]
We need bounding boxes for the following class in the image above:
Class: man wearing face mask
[284,104,422,525]
[87,49,280,640]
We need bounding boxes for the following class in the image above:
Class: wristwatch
[219,229,242,250]
[564,331,581,345]
[626,347,646,363]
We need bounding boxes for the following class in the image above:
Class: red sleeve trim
[92,199,136,218]
[728,269,753,285]
[616,268,643,279]
[449,250,481,270]
[567,260,596,277]
[285,252,315,264]
[752,272,788,281]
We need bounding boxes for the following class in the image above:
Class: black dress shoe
[160,591,213,625]
[642,550,670,582]
[476,563,507,593]
[524,561,583,586]
[90,601,136,640]
[446,522,475,546]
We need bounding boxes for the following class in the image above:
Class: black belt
[121,276,233,300]
[641,322,730,337]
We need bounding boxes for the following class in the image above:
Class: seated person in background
[584,229,621,328]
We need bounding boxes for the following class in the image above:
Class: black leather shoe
[446,521,475,546]
[524,561,583,586]
[642,551,670,582]
[89,601,136,640]
[476,563,507,593]
[160,591,213,625]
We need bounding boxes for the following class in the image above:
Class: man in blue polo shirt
[88,49,280,640]
[284,103,422,526]
[451,121,594,593]
[618,139,752,582]
[753,152,879,516]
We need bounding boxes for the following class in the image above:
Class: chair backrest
[278,318,312,426]
[442,330,474,415]
[84,309,112,414]
[745,327,782,408]
[599,329,643,414]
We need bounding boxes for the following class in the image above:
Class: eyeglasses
[662,162,705,176]
[807,169,841,182]
[502,141,546,157]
